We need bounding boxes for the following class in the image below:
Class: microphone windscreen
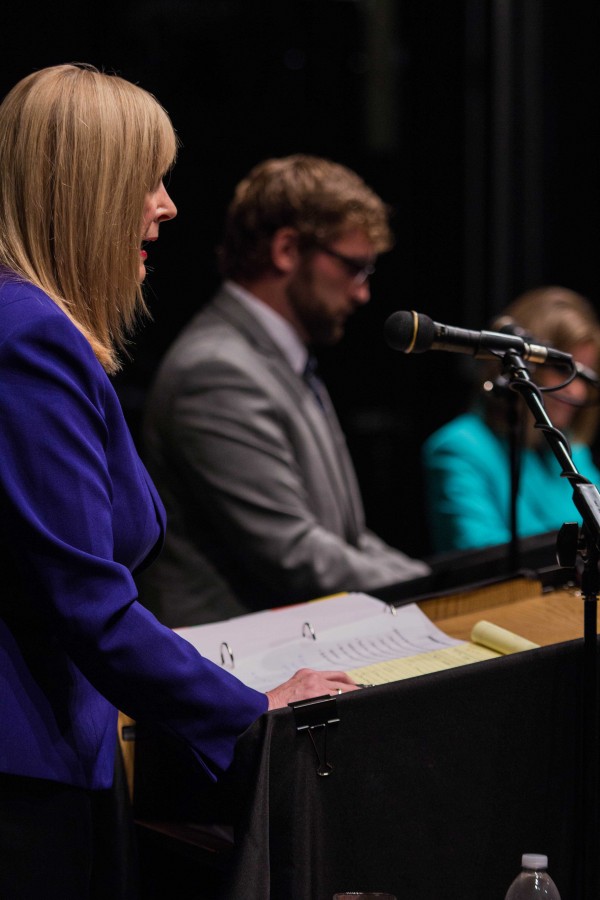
[384,311,436,353]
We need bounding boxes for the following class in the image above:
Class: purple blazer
[0,275,266,790]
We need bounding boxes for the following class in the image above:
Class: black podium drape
[227,640,591,899]
[136,637,596,899]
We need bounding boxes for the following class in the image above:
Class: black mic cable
[495,316,600,391]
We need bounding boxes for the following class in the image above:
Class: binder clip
[289,694,340,777]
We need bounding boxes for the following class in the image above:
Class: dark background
[3,0,599,558]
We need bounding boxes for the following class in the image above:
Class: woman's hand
[265,668,358,710]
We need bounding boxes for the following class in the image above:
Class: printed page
[230,603,463,692]
[175,592,389,666]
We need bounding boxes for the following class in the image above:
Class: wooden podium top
[417,575,591,647]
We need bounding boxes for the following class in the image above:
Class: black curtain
[1,0,598,556]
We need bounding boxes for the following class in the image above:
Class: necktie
[303,355,328,412]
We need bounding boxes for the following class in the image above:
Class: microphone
[384,310,573,366]
[496,317,600,387]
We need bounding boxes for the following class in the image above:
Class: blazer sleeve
[0,304,267,780]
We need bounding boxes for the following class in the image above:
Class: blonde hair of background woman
[485,285,600,445]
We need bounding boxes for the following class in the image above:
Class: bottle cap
[522,854,548,870]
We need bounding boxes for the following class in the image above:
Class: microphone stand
[501,349,599,899]
[506,387,523,574]
[490,374,523,573]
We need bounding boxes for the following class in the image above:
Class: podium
[132,565,598,899]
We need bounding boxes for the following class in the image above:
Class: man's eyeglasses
[314,244,376,285]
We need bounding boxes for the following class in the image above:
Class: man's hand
[265,667,358,710]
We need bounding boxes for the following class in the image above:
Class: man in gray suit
[140,155,429,626]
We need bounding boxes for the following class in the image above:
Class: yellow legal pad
[347,620,539,686]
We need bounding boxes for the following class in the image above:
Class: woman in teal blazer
[423,287,600,553]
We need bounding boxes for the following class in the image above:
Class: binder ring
[302,621,317,640]
[220,641,235,668]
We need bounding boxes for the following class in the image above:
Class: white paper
[231,603,462,691]
[176,595,462,692]
[175,591,386,666]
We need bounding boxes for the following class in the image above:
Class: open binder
[175,592,539,693]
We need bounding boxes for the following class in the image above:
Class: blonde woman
[0,64,354,898]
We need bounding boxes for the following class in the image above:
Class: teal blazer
[422,410,600,553]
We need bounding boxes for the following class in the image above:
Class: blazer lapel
[210,288,364,541]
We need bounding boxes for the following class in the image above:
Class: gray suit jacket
[139,286,429,626]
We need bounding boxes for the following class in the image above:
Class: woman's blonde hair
[485,286,600,443]
[0,63,177,373]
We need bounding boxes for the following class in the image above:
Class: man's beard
[287,264,346,347]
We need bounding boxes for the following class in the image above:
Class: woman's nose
[156,185,177,222]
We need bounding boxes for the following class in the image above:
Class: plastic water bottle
[504,854,561,899]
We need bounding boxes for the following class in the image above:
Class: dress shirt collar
[224,279,308,376]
